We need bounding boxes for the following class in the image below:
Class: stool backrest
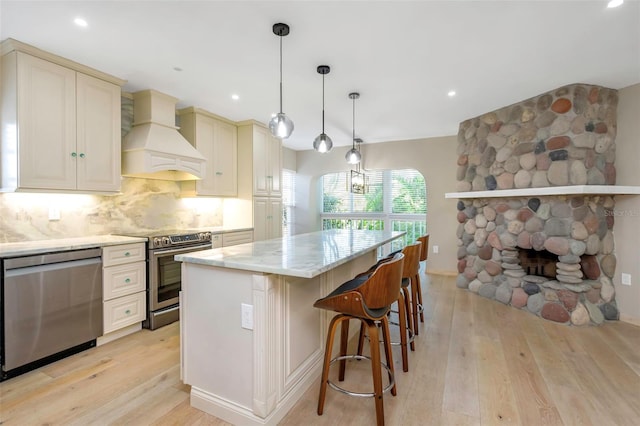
[359,252,405,311]
[417,234,429,261]
[401,242,421,279]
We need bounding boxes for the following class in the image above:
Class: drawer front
[102,243,146,266]
[222,230,253,247]
[103,261,146,301]
[103,292,146,334]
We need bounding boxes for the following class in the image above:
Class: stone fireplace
[453,83,620,325]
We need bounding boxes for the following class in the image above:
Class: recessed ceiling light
[448,90,456,97]
[607,0,623,8]
[73,17,88,27]
[231,94,240,101]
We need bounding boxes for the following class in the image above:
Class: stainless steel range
[119,230,212,330]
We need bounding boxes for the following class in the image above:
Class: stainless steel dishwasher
[1,247,103,380]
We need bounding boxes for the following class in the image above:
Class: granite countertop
[0,235,148,258]
[175,229,405,279]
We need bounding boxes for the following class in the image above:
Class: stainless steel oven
[117,230,212,330]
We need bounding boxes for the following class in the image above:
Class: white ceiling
[1,1,639,152]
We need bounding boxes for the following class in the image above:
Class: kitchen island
[175,229,405,426]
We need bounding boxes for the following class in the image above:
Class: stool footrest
[327,355,395,398]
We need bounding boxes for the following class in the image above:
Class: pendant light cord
[321,74,325,133]
[352,95,356,150]
[279,34,283,114]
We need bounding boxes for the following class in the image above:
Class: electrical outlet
[48,207,60,221]
[241,303,253,330]
[433,245,439,254]
[621,273,632,286]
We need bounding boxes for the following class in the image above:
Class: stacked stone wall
[454,83,619,326]
[456,84,618,192]
[455,196,618,325]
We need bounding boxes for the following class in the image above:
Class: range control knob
[162,236,171,246]
[199,232,211,241]
[152,237,162,248]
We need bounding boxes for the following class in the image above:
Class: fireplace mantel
[446,185,640,199]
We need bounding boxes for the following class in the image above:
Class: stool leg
[357,321,367,356]
[415,273,425,323]
[410,278,420,336]
[318,314,344,415]
[402,286,415,351]
[379,316,397,396]
[367,320,385,426]
[396,292,409,372]
[338,318,350,381]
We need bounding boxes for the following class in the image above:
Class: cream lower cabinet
[1,43,123,193]
[102,243,146,335]
[178,107,238,197]
[222,230,254,246]
[253,197,282,241]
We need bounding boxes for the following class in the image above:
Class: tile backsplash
[0,177,223,243]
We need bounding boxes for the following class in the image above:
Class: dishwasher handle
[3,247,102,271]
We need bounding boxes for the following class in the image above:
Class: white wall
[295,135,458,274]
[613,83,640,324]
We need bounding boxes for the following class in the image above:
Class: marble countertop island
[178,229,405,425]
[175,229,405,278]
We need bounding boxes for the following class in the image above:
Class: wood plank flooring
[1,272,639,425]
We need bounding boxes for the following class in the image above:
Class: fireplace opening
[518,248,557,279]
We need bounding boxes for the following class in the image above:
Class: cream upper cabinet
[1,44,123,193]
[251,125,282,197]
[178,107,237,197]
[75,72,122,192]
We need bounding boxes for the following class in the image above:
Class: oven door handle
[151,244,212,257]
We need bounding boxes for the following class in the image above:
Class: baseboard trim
[620,314,640,327]
[426,269,457,276]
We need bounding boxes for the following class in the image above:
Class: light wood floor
[1,272,639,425]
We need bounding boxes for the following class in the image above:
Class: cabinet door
[76,73,121,192]
[267,198,283,239]
[192,114,217,195]
[17,52,76,190]
[267,135,282,197]
[253,197,282,241]
[211,119,237,196]
[253,197,268,241]
[252,126,270,196]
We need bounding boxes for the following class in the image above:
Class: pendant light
[345,92,362,164]
[268,23,294,139]
[313,65,333,153]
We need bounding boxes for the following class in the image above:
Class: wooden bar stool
[314,253,405,426]
[357,242,421,372]
[416,234,429,324]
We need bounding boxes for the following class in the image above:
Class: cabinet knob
[71,152,77,158]
[125,309,131,315]
[216,172,223,175]
[79,153,86,158]
[124,252,131,257]
[125,278,131,283]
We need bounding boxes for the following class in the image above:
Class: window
[321,169,426,252]
[282,169,296,237]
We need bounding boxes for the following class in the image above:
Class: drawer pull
[125,309,131,315]
[124,252,131,256]
[125,278,131,283]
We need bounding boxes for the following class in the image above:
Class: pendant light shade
[313,65,333,153]
[268,23,294,139]
[345,92,361,164]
